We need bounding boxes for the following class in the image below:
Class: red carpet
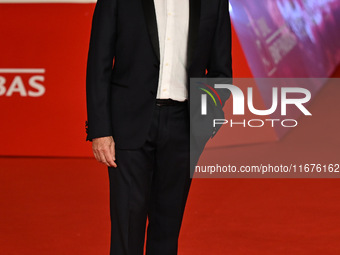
[1,158,339,254]
[0,69,339,254]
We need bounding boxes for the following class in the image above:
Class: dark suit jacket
[86,0,232,149]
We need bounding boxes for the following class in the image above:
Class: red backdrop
[0,2,260,157]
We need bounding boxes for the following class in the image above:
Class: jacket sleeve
[85,0,117,141]
[206,0,233,107]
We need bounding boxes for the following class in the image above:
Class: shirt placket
[161,0,174,99]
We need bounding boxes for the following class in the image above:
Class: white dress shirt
[153,0,190,101]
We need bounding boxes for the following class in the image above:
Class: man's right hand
[92,136,117,168]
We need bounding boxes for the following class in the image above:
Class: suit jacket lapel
[187,0,201,69]
[142,0,201,67]
[141,0,160,61]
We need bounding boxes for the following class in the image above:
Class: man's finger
[92,144,101,163]
[93,150,100,163]
[98,150,110,167]
[104,149,117,168]
[110,142,116,161]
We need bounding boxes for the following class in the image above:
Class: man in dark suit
[85,0,232,254]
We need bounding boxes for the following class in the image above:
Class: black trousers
[108,102,191,255]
